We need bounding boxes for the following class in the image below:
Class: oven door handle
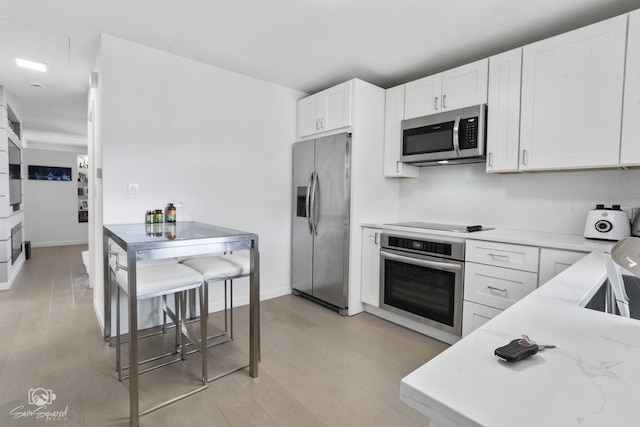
[381,250,462,272]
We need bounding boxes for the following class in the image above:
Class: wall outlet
[127,183,139,198]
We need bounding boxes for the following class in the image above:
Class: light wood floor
[0,245,449,426]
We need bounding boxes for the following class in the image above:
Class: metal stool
[180,253,250,341]
[114,258,208,415]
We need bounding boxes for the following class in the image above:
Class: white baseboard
[31,240,89,248]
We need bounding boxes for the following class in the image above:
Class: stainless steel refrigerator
[292,132,350,314]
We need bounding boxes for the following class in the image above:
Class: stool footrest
[139,384,209,417]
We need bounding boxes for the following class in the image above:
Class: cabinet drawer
[466,240,539,272]
[462,300,502,337]
[464,262,538,310]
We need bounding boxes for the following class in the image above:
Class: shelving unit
[0,86,25,290]
[78,155,88,222]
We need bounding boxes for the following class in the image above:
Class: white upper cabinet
[404,74,442,118]
[519,15,627,170]
[297,80,352,138]
[383,84,419,178]
[486,48,522,172]
[404,59,488,119]
[621,9,640,165]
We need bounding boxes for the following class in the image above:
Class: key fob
[494,337,539,362]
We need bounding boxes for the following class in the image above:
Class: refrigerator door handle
[310,170,319,235]
[306,172,313,233]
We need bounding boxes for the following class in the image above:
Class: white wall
[399,163,640,235]
[92,35,304,332]
[23,147,88,246]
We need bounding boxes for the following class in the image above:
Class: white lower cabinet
[538,248,586,286]
[462,301,503,337]
[360,226,381,307]
[463,240,539,336]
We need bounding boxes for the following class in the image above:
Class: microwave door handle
[453,114,462,157]
[381,251,462,273]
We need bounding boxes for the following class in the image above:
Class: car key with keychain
[494,335,555,362]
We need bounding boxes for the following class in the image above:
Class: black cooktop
[386,222,494,233]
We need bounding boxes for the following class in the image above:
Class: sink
[582,275,640,320]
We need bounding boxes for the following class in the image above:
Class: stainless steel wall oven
[380,232,465,336]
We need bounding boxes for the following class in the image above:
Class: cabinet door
[297,94,323,138]
[621,9,640,165]
[538,248,586,286]
[0,106,7,129]
[383,85,419,178]
[486,49,522,172]
[462,300,502,337]
[464,262,538,310]
[519,15,627,170]
[404,74,442,119]
[441,59,488,111]
[297,80,353,139]
[360,227,381,307]
[323,80,353,133]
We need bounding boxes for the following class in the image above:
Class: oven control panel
[388,236,452,256]
[381,233,465,261]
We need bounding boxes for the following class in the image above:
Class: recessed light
[30,81,46,89]
[436,160,450,165]
[15,57,47,72]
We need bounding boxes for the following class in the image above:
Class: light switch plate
[127,183,139,198]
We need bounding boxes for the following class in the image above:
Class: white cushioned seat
[116,262,204,299]
[179,253,250,344]
[180,254,250,281]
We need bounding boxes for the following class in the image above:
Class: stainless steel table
[102,221,260,427]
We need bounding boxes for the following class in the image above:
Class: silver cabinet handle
[442,94,447,109]
[488,285,508,293]
[434,96,439,111]
[522,149,528,166]
[489,253,510,260]
[488,152,494,168]
[453,114,461,157]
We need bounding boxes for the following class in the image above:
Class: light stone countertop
[367,222,613,253]
[400,249,640,427]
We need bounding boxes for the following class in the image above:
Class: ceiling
[1,0,640,148]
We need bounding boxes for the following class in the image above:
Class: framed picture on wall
[78,210,88,223]
[28,165,72,181]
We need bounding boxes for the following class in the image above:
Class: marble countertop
[364,222,613,253]
[400,249,640,426]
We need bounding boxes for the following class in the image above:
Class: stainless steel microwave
[400,104,487,166]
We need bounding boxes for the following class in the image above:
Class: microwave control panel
[459,117,478,149]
